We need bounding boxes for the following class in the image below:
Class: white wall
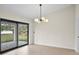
[0,11,34,44]
[75,5,79,52]
[35,5,75,49]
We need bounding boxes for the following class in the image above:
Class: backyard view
[0,20,28,51]
[1,22,14,43]
[1,22,27,43]
[18,24,27,41]
[1,22,17,51]
[18,24,28,46]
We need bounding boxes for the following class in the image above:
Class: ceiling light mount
[40,4,42,6]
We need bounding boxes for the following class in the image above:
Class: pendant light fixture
[34,4,48,23]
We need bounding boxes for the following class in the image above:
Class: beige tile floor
[2,45,79,55]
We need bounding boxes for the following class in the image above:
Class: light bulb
[45,19,48,22]
[34,18,39,22]
[41,17,45,21]
[34,18,41,23]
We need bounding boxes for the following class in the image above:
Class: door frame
[0,18,29,53]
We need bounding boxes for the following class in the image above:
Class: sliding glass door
[1,21,17,51]
[0,19,29,52]
[18,24,28,46]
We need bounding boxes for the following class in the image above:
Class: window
[1,21,17,51]
[0,18,29,52]
[18,24,28,46]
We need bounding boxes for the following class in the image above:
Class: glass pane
[1,21,17,51]
[18,24,28,46]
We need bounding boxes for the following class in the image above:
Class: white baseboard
[35,43,75,50]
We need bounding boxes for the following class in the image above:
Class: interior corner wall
[35,5,75,49]
[0,12,34,45]
[75,4,79,52]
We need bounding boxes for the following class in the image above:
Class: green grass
[1,34,13,43]
[19,34,27,41]
[1,34,27,43]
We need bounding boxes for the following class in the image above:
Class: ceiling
[0,4,72,20]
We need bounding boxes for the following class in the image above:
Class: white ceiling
[0,4,72,20]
